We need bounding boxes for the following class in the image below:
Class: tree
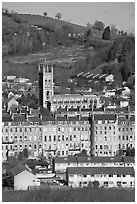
[102,26,110,40]
[55,12,62,20]
[93,20,105,31]
[126,147,135,156]
[78,149,88,156]
[43,12,47,17]
[93,181,100,188]
[116,149,124,156]
[18,148,29,160]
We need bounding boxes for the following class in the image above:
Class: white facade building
[67,167,135,188]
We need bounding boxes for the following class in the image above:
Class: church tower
[38,59,53,108]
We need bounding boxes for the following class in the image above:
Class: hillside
[2,11,135,89]
[2,13,86,34]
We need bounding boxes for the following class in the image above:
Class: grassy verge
[2,187,135,202]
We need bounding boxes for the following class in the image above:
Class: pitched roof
[13,114,26,122]
[67,167,135,176]
[54,156,77,163]
[27,116,42,123]
[2,113,12,122]
[10,164,26,176]
[77,156,123,163]
[123,156,135,163]
[94,114,116,121]
[42,116,56,121]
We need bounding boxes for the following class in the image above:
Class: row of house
[2,110,135,161]
[5,155,135,190]
[66,166,135,188]
[52,156,135,173]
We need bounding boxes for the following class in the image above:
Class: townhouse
[91,113,135,157]
[42,115,91,158]
[2,115,42,161]
[66,167,135,188]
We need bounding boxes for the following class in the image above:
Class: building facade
[67,167,135,188]
[91,113,135,157]
[42,115,91,158]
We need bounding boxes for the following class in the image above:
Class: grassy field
[2,187,135,202]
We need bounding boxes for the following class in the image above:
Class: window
[109,175,113,177]
[100,131,102,134]
[62,151,64,156]
[104,181,108,186]
[62,135,64,141]
[104,131,107,135]
[24,136,27,140]
[81,127,84,131]
[58,135,60,141]
[6,129,8,132]
[10,128,12,132]
[95,145,97,149]
[122,135,125,140]
[25,128,27,132]
[104,127,107,130]
[20,128,22,132]
[126,135,128,140]
[45,136,46,142]
[85,127,88,131]
[109,127,111,130]
[20,136,22,141]
[70,135,72,141]
[105,136,107,141]
[119,128,121,131]
[49,135,51,142]
[34,144,37,149]
[54,135,56,141]
[119,135,121,140]
[100,145,102,149]
[15,128,17,132]
[74,127,76,131]
[58,128,60,131]
[78,127,80,131]
[117,182,121,187]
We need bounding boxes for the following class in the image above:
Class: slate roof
[10,164,26,176]
[13,114,26,122]
[123,156,135,163]
[27,116,42,123]
[94,114,116,121]
[67,167,135,176]
[2,113,12,122]
[54,156,77,163]
[77,156,123,163]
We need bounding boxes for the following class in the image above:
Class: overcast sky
[2,2,135,33]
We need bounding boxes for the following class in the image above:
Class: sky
[2,1,135,33]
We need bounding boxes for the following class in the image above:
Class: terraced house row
[2,110,135,161]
